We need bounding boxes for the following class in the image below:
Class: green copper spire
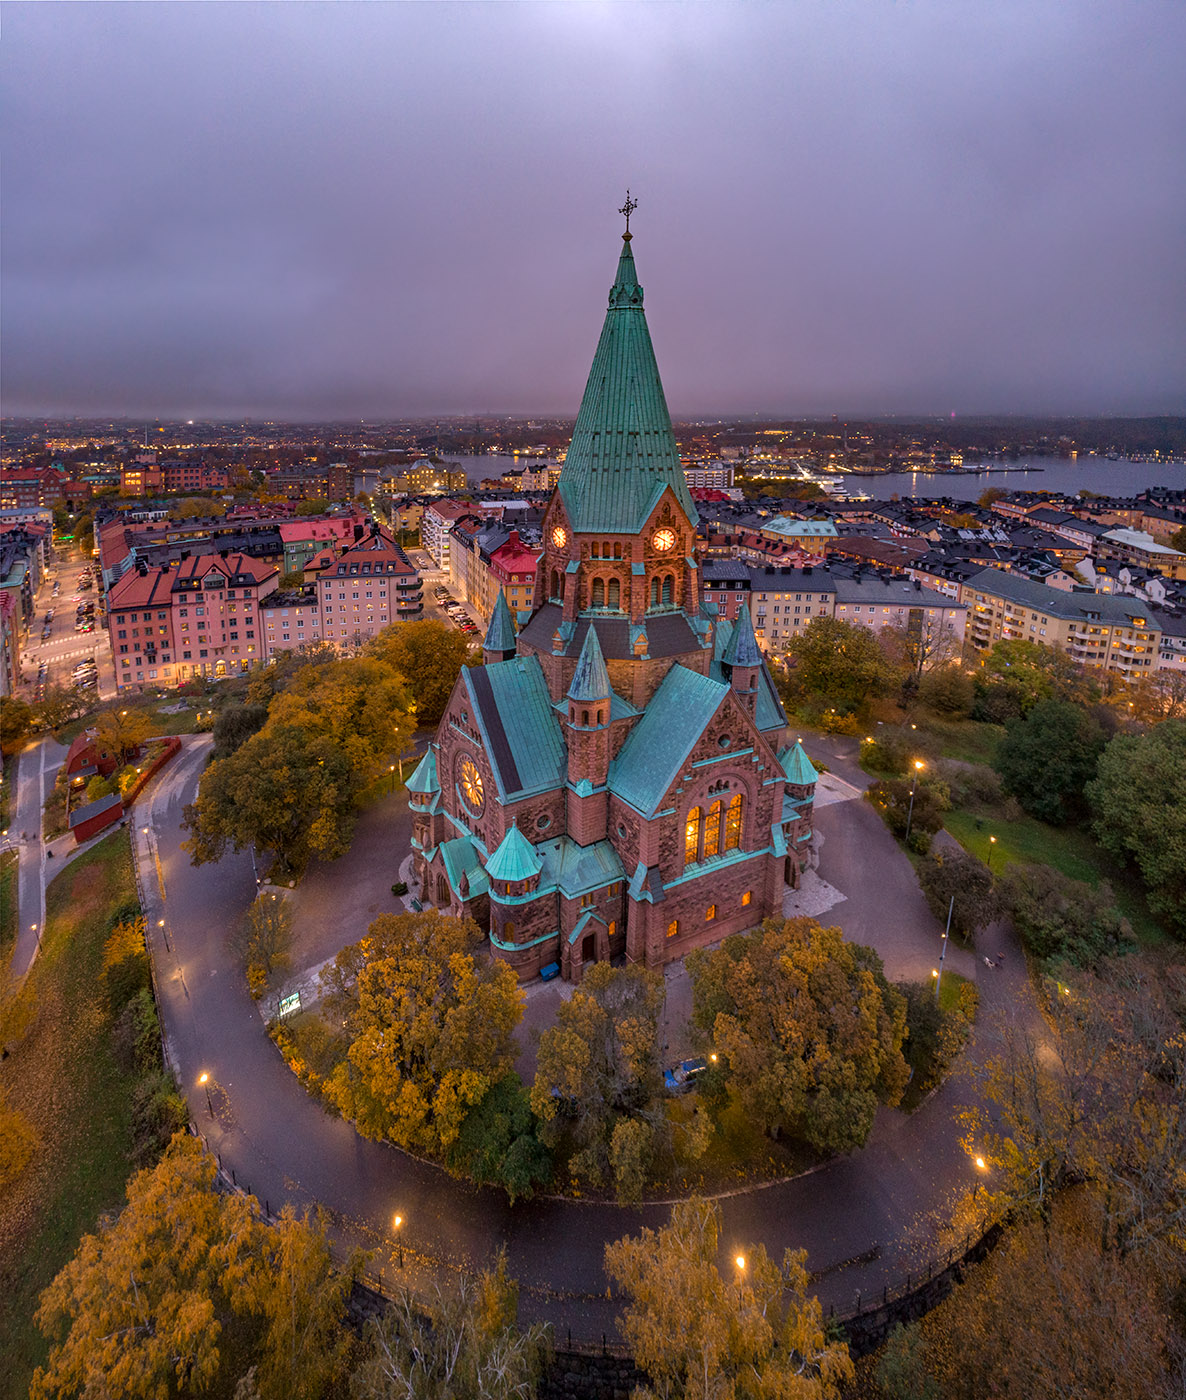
[406,746,439,794]
[485,820,543,883]
[721,605,762,669]
[567,625,611,704]
[483,591,517,655]
[780,740,819,786]
[557,230,699,536]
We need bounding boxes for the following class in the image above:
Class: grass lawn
[917,717,1006,766]
[943,806,1169,948]
[0,830,142,1398]
[0,851,17,956]
[54,695,208,749]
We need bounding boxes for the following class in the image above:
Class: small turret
[565,627,612,844]
[720,607,761,715]
[483,592,517,664]
[566,626,611,730]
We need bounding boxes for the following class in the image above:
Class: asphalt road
[136,734,1022,1341]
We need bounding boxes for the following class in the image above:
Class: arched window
[592,578,605,607]
[741,890,752,906]
[582,709,590,726]
[608,578,620,609]
[667,919,679,938]
[684,807,701,864]
[706,904,717,921]
[704,799,723,859]
[550,569,560,600]
[607,919,616,941]
[504,922,515,942]
[649,578,660,607]
[436,874,448,904]
[613,543,622,560]
[724,793,743,850]
[662,574,674,606]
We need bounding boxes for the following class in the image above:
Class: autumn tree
[321,910,523,1158]
[995,698,1105,824]
[604,1197,853,1400]
[35,683,90,732]
[977,486,1007,508]
[95,706,154,766]
[917,848,998,939]
[212,701,269,757]
[687,918,909,1154]
[1087,719,1186,935]
[530,962,666,1201]
[0,695,33,754]
[781,616,902,715]
[235,890,295,997]
[881,614,962,678]
[350,1252,550,1400]
[370,617,474,726]
[31,1134,257,1399]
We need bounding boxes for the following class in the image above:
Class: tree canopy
[995,697,1106,824]
[530,962,666,1201]
[320,910,523,1157]
[604,1197,853,1400]
[972,639,1092,721]
[0,695,33,755]
[779,616,900,716]
[1000,864,1132,969]
[687,918,909,1154]
[370,618,474,726]
[917,848,999,939]
[1087,719,1186,936]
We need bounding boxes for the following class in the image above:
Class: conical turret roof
[406,746,439,794]
[557,233,699,536]
[780,740,819,786]
[567,625,611,703]
[485,820,543,883]
[721,606,762,669]
[483,591,517,653]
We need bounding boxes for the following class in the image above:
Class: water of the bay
[436,452,1183,503]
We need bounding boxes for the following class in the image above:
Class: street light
[987,834,997,873]
[393,1213,404,1268]
[199,1072,213,1118]
[904,760,924,843]
[389,764,396,793]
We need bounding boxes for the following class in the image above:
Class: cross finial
[618,189,638,236]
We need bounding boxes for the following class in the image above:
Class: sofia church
[407,220,818,982]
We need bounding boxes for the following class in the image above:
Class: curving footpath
[135,733,1029,1343]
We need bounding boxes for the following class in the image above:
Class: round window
[617,822,627,838]
[718,735,732,749]
[536,813,552,831]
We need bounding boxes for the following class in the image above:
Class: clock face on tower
[552,526,568,548]
[459,758,484,814]
[652,527,677,552]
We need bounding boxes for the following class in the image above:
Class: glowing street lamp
[199,1072,213,1118]
[987,834,997,873]
[393,1212,405,1268]
[904,760,925,843]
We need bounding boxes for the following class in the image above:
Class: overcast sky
[4,1,1185,421]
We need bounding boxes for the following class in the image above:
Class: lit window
[724,793,743,850]
[704,799,722,859]
[706,904,717,921]
[741,890,752,906]
[685,807,701,864]
[667,919,679,939]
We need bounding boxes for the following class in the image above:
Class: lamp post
[199,1072,213,1118]
[935,895,954,1003]
[987,834,997,874]
[389,764,396,793]
[734,1254,746,1301]
[393,1213,404,1268]
[904,760,924,843]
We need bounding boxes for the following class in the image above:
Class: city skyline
[4,2,1186,421]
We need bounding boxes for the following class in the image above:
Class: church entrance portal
[582,933,595,964]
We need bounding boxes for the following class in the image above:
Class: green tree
[349,1253,550,1400]
[169,496,227,520]
[295,497,329,515]
[371,618,474,726]
[972,639,1092,721]
[0,695,34,754]
[604,1197,853,1400]
[35,684,90,732]
[448,1073,552,1202]
[1000,864,1132,968]
[321,910,523,1157]
[277,570,307,590]
[1170,523,1186,552]
[917,664,974,717]
[530,962,665,1200]
[865,771,950,850]
[1087,719,1186,935]
[236,890,295,995]
[31,1134,257,1399]
[917,848,998,938]
[995,698,1105,824]
[687,918,909,1154]
[781,617,900,715]
[212,701,269,757]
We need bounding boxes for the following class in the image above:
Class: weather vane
[619,190,638,236]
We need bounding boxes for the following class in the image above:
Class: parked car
[663,1058,708,1093]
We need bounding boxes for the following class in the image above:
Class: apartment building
[109,552,278,691]
[749,567,837,649]
[307,533,423,651]
[960,567,1161,679]
[1097,528,1186,581]
[682,461,735,490]
[421,498,475,569]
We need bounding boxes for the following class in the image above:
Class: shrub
[918,666,975,717]
[899,979,979,1094]
[391,881,408,897]
[866,775,950,841]
[918,849,998,938]
[1000,864,1133,969]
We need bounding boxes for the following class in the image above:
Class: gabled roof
[608,666,729,816]
[721,606,762,668]
[779,740,819,785]
[462,654,567,801]
[485,821,543,882]
[484,592,517,653]
[567,625,610,703]
[440,836,490,899]
[556,234,699,536]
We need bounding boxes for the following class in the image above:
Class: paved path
[130,730,1036,1342]
[8,733,71,980]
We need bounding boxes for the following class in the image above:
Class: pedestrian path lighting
[734,1254,746,1300]
[987,834,997,873]
[393,1213,404,1268]
[199,1072,213,1118]
[934,894,954,1002]
[904,760,925,843]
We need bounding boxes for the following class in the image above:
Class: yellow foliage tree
[605,1197,852,1400]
